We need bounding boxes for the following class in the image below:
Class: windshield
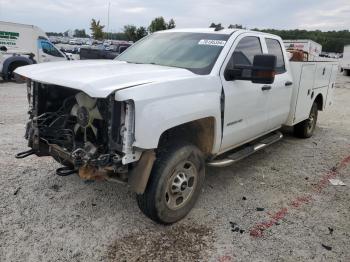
[116,32,229,75]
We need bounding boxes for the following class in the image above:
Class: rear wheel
[136,142,205,224]
[344,69,350,76]
[294,102,318,138]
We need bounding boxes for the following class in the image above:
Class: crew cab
[14,28,338,224]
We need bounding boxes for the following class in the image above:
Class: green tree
[136,26,148,40]
[104,32,127,40]
[167,18,176,29]
[74,29,87,38]
[90,19,105,40]
[123,25,137,42]
[148,17,168,33]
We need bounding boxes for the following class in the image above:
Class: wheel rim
[307,107,317,133]
[165,161,198,210]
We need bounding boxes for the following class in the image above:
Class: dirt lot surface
[1,74,349,262]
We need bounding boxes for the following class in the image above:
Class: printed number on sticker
[198,40,226,46]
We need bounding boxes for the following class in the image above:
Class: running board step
[207,131,283,167]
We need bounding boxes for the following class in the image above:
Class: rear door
[219,34,270,151]
[263,38,293,129]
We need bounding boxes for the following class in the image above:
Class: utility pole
[107,1,110,40]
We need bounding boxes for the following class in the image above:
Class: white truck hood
[14,60,196,97]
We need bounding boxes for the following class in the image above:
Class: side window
[266,38,286,74]
[227,36,262,69]
[40,41,64,57]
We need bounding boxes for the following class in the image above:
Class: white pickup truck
[15,28,338,224]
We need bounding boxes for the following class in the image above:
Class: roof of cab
[156,28,279,38]
[156,28,238,35]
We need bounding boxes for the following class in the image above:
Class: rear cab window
[265,38,286,74]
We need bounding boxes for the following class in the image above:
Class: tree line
[98,17,175,42]
[48,17,175,42]
[209,23,350,53]
[46,29,89,38]
[48,19,350,52]
[254,29,350,53]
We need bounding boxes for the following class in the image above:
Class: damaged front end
[17,80,155,190]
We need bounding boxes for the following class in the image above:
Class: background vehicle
[15,28,338,224]
[341,45,350,76]
[0,21,67,80]
[79,43,131,60]
[283,39,322,61]
[69,39,79,45]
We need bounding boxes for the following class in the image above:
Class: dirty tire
[7,62,28,80]
[136,142,205,224]
[294,102,318,138]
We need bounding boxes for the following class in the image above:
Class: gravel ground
[0,74,349,262]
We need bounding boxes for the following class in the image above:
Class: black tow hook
[15,149,35,159]
[56,167,77,177]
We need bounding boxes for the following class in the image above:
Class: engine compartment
[25,80,130,174]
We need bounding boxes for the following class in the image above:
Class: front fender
[115,76,223,154]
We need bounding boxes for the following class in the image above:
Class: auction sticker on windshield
[198,39,227,46]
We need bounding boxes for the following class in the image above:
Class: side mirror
[225,54,277,84]
[251,54,276,84]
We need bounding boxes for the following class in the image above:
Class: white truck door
[37,39,66,63]
[220,35,270,151]
[264,38,293,130]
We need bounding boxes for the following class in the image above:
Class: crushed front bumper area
[16,80,156,193]
[15,137,156,193]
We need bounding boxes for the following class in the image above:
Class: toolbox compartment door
[293,63,317,124]
[284,61,338,126]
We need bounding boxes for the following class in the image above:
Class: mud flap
[128,150,156,194]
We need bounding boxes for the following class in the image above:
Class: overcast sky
[1,0,349,33]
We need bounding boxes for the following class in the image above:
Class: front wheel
[294,102,318,138]
[136,142,205,224]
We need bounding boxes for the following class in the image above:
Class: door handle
[261,85,271,91]
[285,81,293,86]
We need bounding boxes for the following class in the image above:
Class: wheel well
[8,60,29,73]
[157,117,215,157]
[314,94,323,111]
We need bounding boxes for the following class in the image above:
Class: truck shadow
[32,127,327,261]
